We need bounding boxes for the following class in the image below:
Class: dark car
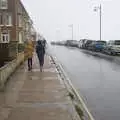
[83,40,94,49]
[65,40,78,47]
[90,40,106,51]
[87,40,96,50]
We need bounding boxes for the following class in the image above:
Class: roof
[19,0,33,23]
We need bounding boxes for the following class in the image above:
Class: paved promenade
[0,54,80,120]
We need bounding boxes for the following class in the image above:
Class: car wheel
[110,51,116,56]
[94,48,97,52]
[113,52,117,56]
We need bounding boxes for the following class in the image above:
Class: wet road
[49,45,120,120]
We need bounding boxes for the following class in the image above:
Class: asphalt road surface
[49,45,120,120]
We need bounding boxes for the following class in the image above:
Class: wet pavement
[50,45,120,120]
[0,54,79,120]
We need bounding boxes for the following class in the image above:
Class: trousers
[28,57,32,70]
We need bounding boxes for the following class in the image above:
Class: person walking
[36,40,45,72]
[25,39,34,71]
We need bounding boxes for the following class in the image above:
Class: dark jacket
[36,41,45,59]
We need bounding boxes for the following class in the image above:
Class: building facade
[0,0,35,66]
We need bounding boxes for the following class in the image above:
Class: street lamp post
[94,4,102,41]
[72,24,73,40]
[68,24,73,40]
[56,29,60,41]
[100,4,102,41]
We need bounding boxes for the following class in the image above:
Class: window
[1,32,10,43]
[25,23,29,31]
[0,13,3,25]
[19,32,23,43]
[4,14,12,25]
[0,0,8,9]
[110,41,113,45]
[0,13,12,26]
[97,41,106,45]
[114,40,120,45]
[18,15,22,27]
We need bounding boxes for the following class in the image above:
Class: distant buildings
[0,0,36,66]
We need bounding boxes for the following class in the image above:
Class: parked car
[65,40,79,47]
[51,41,56,45]
[87,40,96,50]
[88,40,106,51]
[104,40,120,55]
[78,39,86,49]
[83,40,94,49]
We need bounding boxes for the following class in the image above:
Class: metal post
[100,4,102,41]
[56,29,60,41]
[78,24,80,40]
[68,24,73,40]
[72,24,73,40]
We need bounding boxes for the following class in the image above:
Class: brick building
[0,0,35,66]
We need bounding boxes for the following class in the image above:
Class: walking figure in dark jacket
[36,40,45,72]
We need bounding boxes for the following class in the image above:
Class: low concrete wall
[0,52,24,91]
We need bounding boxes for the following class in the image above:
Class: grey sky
[21,0,120,41]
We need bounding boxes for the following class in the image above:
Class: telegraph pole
[69,24,73,40]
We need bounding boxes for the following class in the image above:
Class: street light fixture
[94,4,102,41]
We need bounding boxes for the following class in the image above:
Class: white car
[104,40,120,55]
[78,39,86,49]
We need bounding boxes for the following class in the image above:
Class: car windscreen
[96,41,106,45]
[86,41,93,44]
[114,41,120,45]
